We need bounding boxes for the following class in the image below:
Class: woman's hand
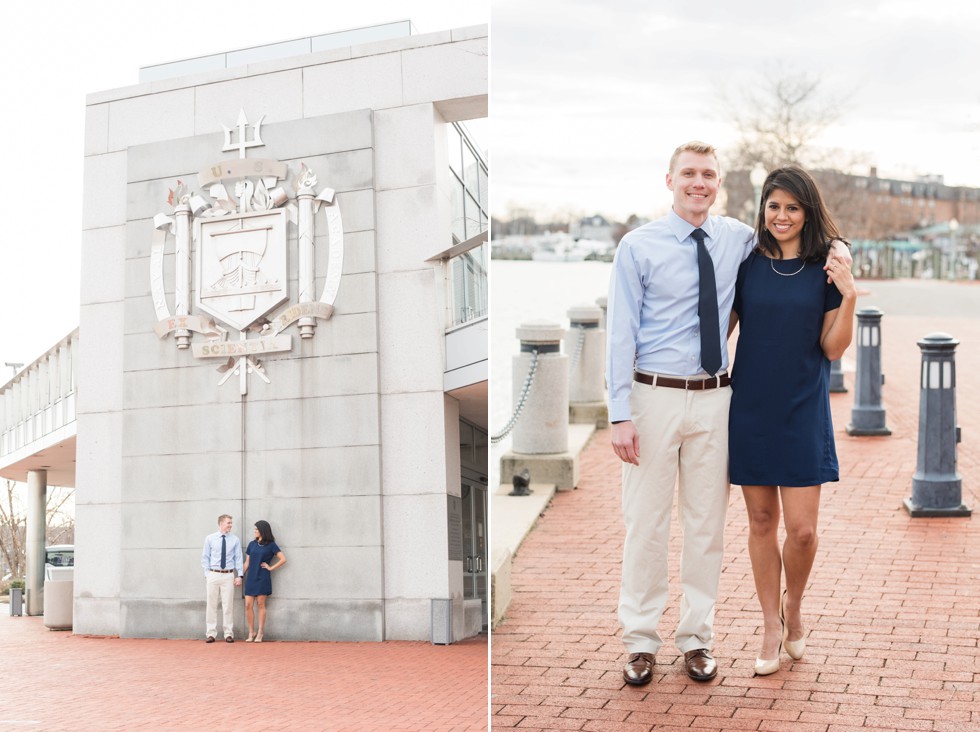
[260,562,271,570]
[826,253,856,300]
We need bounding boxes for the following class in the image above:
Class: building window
[450,240,488,327]
[443,121,488,328]
[448,122,488,243]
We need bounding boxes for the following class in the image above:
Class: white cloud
[492,0,980,220]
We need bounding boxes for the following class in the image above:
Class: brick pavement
[0,613,487,731]
[491,286,980,731]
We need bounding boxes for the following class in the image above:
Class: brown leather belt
[210,569,235,573]
[634,371,730,390]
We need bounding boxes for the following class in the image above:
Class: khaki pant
[206,571,235,639]
[619,378,731,654]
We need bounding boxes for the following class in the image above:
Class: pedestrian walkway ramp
[0,330,78,487]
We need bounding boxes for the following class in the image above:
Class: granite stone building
[0,22,489,642]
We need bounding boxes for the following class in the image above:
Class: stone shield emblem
[194,209,289,332]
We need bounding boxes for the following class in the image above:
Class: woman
[728,166,856,675]
[243,519,286,642]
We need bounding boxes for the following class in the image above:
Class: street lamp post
[948,218,959,280]
[749,166,768,223]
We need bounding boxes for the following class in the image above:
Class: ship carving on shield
[197,210,288,329]
[149,109,344,394]
[205,220,278,309]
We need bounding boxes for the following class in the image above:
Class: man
[201,514,244,642]
[606,141,849,685]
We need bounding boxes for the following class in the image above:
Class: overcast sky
[491,0,980,222]
[0,1,486,370]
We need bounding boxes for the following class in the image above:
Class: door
[461,479,488,629]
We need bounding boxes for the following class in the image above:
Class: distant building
[571,214,614,244]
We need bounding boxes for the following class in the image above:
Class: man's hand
[611,421,640,465]
[234,577,242,587]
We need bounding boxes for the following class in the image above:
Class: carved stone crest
[150,109,343,393]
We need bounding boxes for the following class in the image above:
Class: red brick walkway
[492,291,980,731]
[0,615,487,731]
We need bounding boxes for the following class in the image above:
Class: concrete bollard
[511,321,568,454]
[904,333,971,517]
[567,305,608,427]
[830,358,847,393]
[595,296,608,331]
[846,307,891,436]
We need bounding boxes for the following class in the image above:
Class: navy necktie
[692,228,721,376]
[220,535,227,569]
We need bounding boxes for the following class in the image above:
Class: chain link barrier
[491,348,540,444]
[567,326,586,375]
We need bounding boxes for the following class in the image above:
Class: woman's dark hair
[754,165,847,262]
[254,520,276,545]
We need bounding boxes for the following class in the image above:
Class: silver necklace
[770,257,806,276]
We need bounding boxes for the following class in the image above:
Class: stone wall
[75,25,487,640]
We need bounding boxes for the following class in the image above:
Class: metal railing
[0,329,79,459]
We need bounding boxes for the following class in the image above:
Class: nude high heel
[754,610,782,676]
[754,655,781,676]
[781,590,806,660]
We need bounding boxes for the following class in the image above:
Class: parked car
[45,544,74,580]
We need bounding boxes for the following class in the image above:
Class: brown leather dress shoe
[623,652,655,685]
[683,649,717,681]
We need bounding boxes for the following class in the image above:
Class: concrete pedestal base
[569,401,608,429]
[846,423,892,436]
[847,407,891,436]
[903,497,972,517]
[500,424,595,491]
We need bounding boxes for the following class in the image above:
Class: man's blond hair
[217,514,232,524]
[668,141,720,175]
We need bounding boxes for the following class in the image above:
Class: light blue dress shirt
[606,209,755,422]
[201,531,244,577]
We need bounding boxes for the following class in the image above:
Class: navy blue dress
[729,252,843,487]
[244,540,280,596]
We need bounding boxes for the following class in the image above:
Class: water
[490,259,612,488]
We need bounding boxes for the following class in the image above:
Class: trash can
[430,598,454,645]
[9,587,23,616]
[43,569,73,630]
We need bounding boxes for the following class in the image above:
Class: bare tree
[720,71,904,239]
[0,479,25,579]
[0,478,75,583]
[724,71,850,172]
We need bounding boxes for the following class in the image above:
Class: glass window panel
[478,165,488,212]
[464,191,481,239]
[451,179,465,243]
[462,143,479,193]
[448,124,463,178]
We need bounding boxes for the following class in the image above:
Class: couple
[606,141,856,684]
[201,515,287,643]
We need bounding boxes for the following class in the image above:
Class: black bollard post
[829,358,847,393]
[904,333,971,517]
[846,307,891,436]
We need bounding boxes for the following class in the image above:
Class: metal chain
[567,326,586,374]
[491,348,539,444]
